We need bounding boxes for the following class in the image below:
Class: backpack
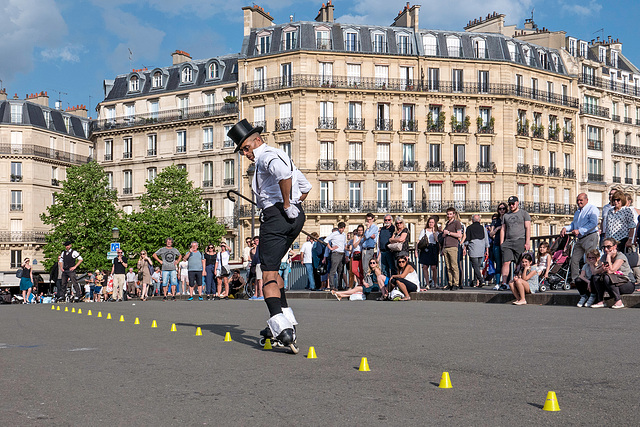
[16,269,23,278]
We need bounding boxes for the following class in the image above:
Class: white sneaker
[492,284,500,290]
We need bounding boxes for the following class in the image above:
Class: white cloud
[0,0,67,81]
[560,0,602,16]
[41,44,84,63]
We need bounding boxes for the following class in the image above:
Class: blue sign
[110,243,120,252]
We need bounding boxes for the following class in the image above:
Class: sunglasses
[508,202,515,206]
[498,207,507,210]
[398,260,407,263]
[384,219,392,222]
[603,245,614,249]
[613,198,622,202]
[396,222,403,225]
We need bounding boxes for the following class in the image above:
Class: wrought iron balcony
[532,127,544,139]
[626,177,633,184]
[275,117,293,132]
[346,160,366,171]
[202,142,213,151]
[0,143,93,165]
[346,118,365,131]
[0,231,47,243]
[588,173,604,182]
[579,74,640,98]
[147,149,157,156]
[476,162,497,173]
[202,180,213,188]
[625,117,632,124]
[122,187,132,195]
[10,203,23,211]
[516,124,529,137]
[317,159,338,170]
[426,122,445,132]
[400,120,418,132]
[123,152,132,159]
[374,160,393,171]
[532,165,546,176]
[517,163,531,174]
[548,167,561,177]
[612,114,621,122]
[613,176,621,183]
[580,104,610,119]
[223,178,234,186]
[375,119,393,131]
[399,160,419,171]
[104,154,113,161]
[612,143,640,156]
[223,139,234,148]
[548,129,560,141]
[563,132,574,143]
[316,39,332,50]
[451,123,469,133]
[477,125,494,134]
[10,174,22,182]
[51,178,60,186]
[451,161,470,172]
[563,169,576,179]
[252,121,266,132]
[426,161,446,172]
[318,117,337,130]
[176,146,186,153]
[587,139,603,151]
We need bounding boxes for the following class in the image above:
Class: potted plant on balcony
[476,116,484,133]
[223,95,237,104]
[450,115,459,132]
[437,112,446,132]
[489,117,495,132]
[464,116,471,133]
[427,112,434,131]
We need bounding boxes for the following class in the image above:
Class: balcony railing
[147,149,157,156]
[532,165,546,176]
[275,117,293,131]
[224,178,234,186]
[613,176,621,183]
[318,117,337,130]
[626,177,633,184]
[123,152,132,159]
[580,104,610,119]
[612,143,640,156]
[92,103,239,132]
[426,161,446,172]
[252,121,266,132]
[517,163,531,174]
[0,144,93,165]
[317,159,338,170]
[202,180,213,188]
[516,124,529,137]
[563,169,576,179]
[399,160,419,171]
[176,146,186,153]
[521,202,575,216]
[122,187,132,195]
[10,174,22,182]
[346,160,366,171]
[563,132,574,143]
[375,119,393,131]
[400,120,418,132]
[316,39,332,50]
[223,139,234,148]
[476,162,497,173]
[104,154,113,161]
[579,74,640,98]
[625,117,633,124]
[10,203,23,211]
[548,130,560,141]
[426,122,445,132]
[346,118,365,131]
[612,114,621,122]
[588,173,604,182]
[637,178,640,185]
[451,161,470,172]
[531,127,544,139]
[0,231,47,244]
[374,160,394,171]
[548,167,561,177]
[202,142,213,151]
[240,75,579,108]
[587,139,603,151]
[477,125,494,134]
[51,178,60,186]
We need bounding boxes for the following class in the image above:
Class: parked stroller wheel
[563,283,571,290]
[538,284,547,292]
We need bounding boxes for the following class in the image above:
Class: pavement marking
[68,348,97,352]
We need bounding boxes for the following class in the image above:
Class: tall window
[123,170,132,194]
[429,184,442,211]
[377,182,389,209]
[453,184,466,211]
[429,144,441,164]
[209,62,219,79]
[320,181,334,210]
[479,145,491,165]
[319,62,332,85]
[349,182,362,211]
[397,34,411,54]
[147,134,157,156]
[254,67,266,91]
[402,144,415,170]
[345,31,358,51]
[423,34,438,56]
[428,68,439,91]
[400,66,413,90]
[280,142,291,157]
[224,160,235,186]
[373,33,386,53]
[10,104,22,123]
[106,172,113,189]
[203,162,213,187]
[181,66,193,83]
[316,30,330,49]
[203,127,213,150]
[147,167,157,183]
[402,182,415,210]
[375,65,389,87]
[347,63,361,85]
[149,99,159,119]
[278,102,292,131]
[402,104,415,131]
[257,34,271,54]
[152,71,162,88]
[11,250,22,269]
[446,36,461,57]
[11,162,22,182]
[176,130,187,153]
[129,75,139,91]
[453,144,465,164]
[105,139,113,161]
[11,190,23,211]
[123,137,132,159]
[473,38,487,58]
[479,183,491,210]
[280,63,292,87]
[452,69,463,92]
[283,30,297,50]
[517,184,526,202]
[478,71,489,93]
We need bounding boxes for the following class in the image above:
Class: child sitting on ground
[509,253,539,305]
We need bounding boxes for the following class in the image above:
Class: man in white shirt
[300,234,316,290]
[325,222,347,290]
[228,119,311,352]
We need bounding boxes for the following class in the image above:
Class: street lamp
[111,227,119,241]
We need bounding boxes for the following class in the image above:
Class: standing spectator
[57,241,83,302]
[151,267,161,297]
[362,213,378,277]
[242,237,253,273]
[216,242,231,298]
[350,225,365,286]
[300,235,316,290]
[560,193,599,284]
[463,214,490,288]
[600,188,617,247]
[86,271,95,300]
[388,216,409,259]
[94,270,104,302]
[311,234,325,290]
[19,258,34,304]
[442,207,463,290]
[111,249,128,302]
[417,216,439,289]
[325,222,347,291]
[153,238,182,301]
[604,190,635,252]
[203,244,217,299]
[137,251,153,301]
[184,241,205,301]
[125,268,137,298]
[279,248,294,290]
[178,258,189,296]
[250,236,264,300]
[499,196,531,290]
[379,215,396,277]
[345,231,354,288]
[490,203,507,288]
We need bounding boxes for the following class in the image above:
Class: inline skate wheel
[289,343,299,354]
[259,337,266,346]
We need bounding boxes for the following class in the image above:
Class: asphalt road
[1,298,639,426]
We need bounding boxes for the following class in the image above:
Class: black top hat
[227,119,263,153]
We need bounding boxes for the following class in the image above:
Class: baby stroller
[538,235,574,292]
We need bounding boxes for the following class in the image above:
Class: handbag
[317,262,328,275]
[221,265,230,276]
[16,269,23,278]
[137,270,144,280]
[387,242,403,252]
[417,234,429,251]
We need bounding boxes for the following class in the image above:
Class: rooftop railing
[0,144,93,165]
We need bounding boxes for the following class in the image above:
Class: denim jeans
[162,270,178,290]
[380,250,396,277]
[205,264,216,294]
[279,262,291,290]
[304,263,316,290]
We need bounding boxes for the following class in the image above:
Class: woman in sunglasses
[604,190,635,252]
[589,237,635,308]
[373,255,419,301]
[331,258,381,301]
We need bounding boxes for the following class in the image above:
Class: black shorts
[259,203,305,271]
[188,271,202,288]
[501,239,525,263]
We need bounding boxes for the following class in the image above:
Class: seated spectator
[374,255,419,301]
[508,253,538,305]
[590,238,635,309]
[229,269,246,299]
[575,249,600,307]
[332,258,382,301]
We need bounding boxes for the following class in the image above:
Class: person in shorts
[153,238,182,301]
[183,241,205,301]
[499,196,531,290]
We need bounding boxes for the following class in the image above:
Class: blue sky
[1,0,638,118]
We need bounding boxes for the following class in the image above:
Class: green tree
[121,165,225,256]
[40,162,119,272]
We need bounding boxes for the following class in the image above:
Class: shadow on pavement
[176,322,262,351]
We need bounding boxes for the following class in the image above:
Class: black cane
[226,190,327,246]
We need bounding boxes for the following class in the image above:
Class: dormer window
[152,71,163,88]
[316,28,331,49]
[552,54,560,71]
[568,38,577,56]
[63,116,70,132]
[209,62,219,79]
[538,50,548,69]
[372,32,386,53]
[522,46,531,65]
[507,41,518,62]
[579,41,588,57]
[345,31,359,51]
[181,66,193,83]
[472,37,487,59]
[598,47,606,62]
[423,34,438,56]
[129,75,139,92]
[256,31,271,54]
[611,50,619,68]
[397,33,412,55]
[446,36,461,57]
[282,28,298,50]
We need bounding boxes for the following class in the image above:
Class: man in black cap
[57,241,83,302]
[498,196,531,290]
[227,119,311,352]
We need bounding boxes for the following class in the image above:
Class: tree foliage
[40,162,119,272]
[120,165,225,256]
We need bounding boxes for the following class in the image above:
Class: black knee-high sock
[265,297,282,317]
[280,287,288,308]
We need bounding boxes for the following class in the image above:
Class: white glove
[284,204,300,219]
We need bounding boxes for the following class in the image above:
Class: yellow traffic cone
[170,323,177,332]
[51,305,55,310]
[119,315,125,322]
[307,346,317,359]
[87,310,92,316]
[97,311,102,318]
[134,317,140,325]
[358,357,370,371]
[65,306,69,312]
[439,372,453,389]
[195,327,203,336]
[263,339,272,349]
[106,313,112,319]
[151,320,158,328]
[78,308,82,314]
[542,391,561,411]
[71,307,76,313]
[56,305,60,311]
[224,332,232,342]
